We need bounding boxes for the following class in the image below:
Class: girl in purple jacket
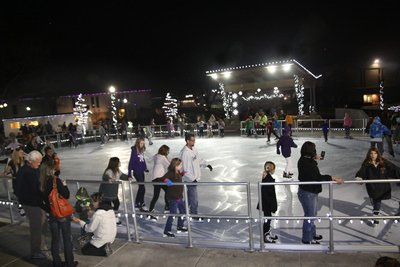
[128,137,148,211]
[277,126,298,178]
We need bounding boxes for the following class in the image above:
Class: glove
[207,165,213,171]
[277,150,280,155]
[164,178,173,187]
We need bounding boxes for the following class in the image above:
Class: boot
[373,210,379,224]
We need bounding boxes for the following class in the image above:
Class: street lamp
[108,86,117,136]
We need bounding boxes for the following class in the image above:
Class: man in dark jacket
[15,150,48,260]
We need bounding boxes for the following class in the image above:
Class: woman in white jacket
[147,145,170,221]
[73,193,117,257]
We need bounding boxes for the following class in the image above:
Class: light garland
[218,83,234,118]
[162,92,178,121]
[73,93,91,135]
[241,87,284,101]
[388,106,400,112]
[379,80,384,110]
[293,75,305,115]
[110,92,117,132]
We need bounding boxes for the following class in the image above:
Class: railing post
[328,182,335,254]
[57,133,61,148]
[6,178,14,224]
[258,182,264,251]
[128,181,140,243]
[311,120,314,134]
[120,181,132,242]
[183,184,193,248]
[246,182,254,252]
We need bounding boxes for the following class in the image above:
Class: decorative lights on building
[241,87,284,101]
[293,75,305,115]
[162,92,178,121]
[379,80,384,110]
[73,93,91,135]
[109,86,117,132]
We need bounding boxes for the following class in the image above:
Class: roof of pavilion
[205,59,321,91]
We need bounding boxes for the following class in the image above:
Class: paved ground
[0,223,399,267]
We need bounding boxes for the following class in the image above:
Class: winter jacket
[79,203,117,248]
[277,127,297,157]
[321,122,329,134]
[355,159,400,201]
[154,170,183,200]
[257,173,277,213]
[128,146,147,176]
[343,115,352,127]
[370,117,391,139]
[15,163,43,207]
[152,154,170,180]
[179,145,206,182]
[298,156,332,194]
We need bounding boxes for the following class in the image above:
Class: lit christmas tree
[73,94,91,135]
[162,92,178,121]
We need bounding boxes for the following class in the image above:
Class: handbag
[49,176,74,219]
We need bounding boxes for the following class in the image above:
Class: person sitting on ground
[73,192,117,257]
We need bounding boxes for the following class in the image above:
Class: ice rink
[2,134,400,250]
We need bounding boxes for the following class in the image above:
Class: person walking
[370,116,391,155]
[355,147,400,224]
[277,126,298,178]
[321,120,329,142]
[128,137,149,211]
[155,158,188,238]
[147,145,171,221]
[343,112,352,139]
[297,141,343,244]
[179,133,212,221]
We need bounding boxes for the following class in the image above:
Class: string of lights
[241,87,284,101]
[73,93,91,135]
[379,80,384,110]
[162,92,178,120]
[293,75,305,115]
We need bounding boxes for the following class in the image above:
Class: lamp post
[108,86,118,138]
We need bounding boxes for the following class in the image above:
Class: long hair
[104,157,120,176]
[300,141,317,158]
[39,160,56,192]
[11,148,24,167]
[363,147,384,166]
[168,158,182,173]
[134,137,146,153]
[158,145,170,156]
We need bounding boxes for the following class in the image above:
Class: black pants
[263,210,272,235]
[149,185,169,212]
[81,242,106,257]
[134,172,145,207]
[323,132,328,142]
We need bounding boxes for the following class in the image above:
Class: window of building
[363,94,379,105]
[10,122,21,129]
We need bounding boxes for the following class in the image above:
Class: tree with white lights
[162,92,178,121]
[73,93,91,135]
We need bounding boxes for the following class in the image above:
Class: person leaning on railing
[297,141,343,245]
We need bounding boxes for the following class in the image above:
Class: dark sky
[1,1,399,99]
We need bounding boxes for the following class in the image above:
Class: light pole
[108,86,118,138]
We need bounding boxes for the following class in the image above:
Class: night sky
[1,1,399,99]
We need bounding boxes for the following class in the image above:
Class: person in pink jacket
[343,112,353,139]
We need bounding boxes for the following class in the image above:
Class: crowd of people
[1,110,400,265]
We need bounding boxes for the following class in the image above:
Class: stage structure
[206,59,322,118]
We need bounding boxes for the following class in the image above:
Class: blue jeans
[48,215,74,267]
[187,184,198,214]
[164,198,185,232]
[134,172,145,207]
[297,188,318,242]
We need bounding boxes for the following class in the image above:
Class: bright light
[109,86,116,93]
[185,94,193,98]
[232,93,238,99]
[222,72,231,78]
[123,98,128,103]
[211,73,218,80]
[233,109,239,115]
[26,106,31,111]
[232,101,238,108]
[257,88,261,92]
[3,103,7,107]
[282,63,292,72]
[374,59,380,64]
[0,105,3,108]
[284,96,288,100]
[238,91,243,96]
[266,65,277,74]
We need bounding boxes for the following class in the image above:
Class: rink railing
[1,177,400,253]
[240,118,368,136]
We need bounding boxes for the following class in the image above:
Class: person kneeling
[73,193,117,256]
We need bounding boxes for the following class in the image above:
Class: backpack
[49,177,74,219]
